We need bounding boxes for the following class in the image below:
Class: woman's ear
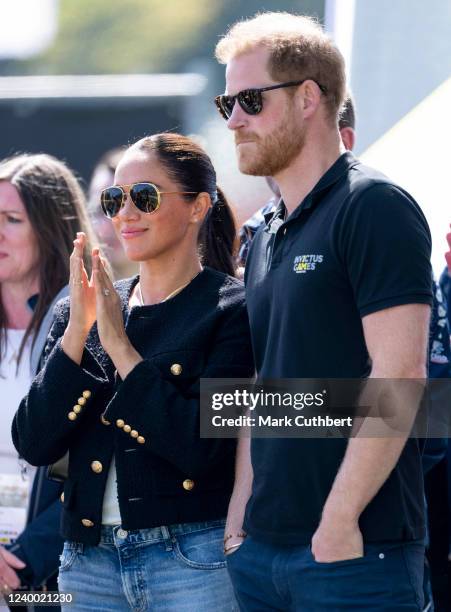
[190,192,212,224]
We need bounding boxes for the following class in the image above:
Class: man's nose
[227,100,248,131]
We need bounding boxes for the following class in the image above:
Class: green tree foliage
[16,0,324,75]
[26,0,222,74]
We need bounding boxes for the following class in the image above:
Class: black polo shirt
[243,152,433,545]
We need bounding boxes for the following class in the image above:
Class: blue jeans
[57,520,238,611]
[227,535,425,611]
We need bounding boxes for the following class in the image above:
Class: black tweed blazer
[13,268,254,545]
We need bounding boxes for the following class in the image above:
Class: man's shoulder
[346,162,415,204]
[336,162,427,226]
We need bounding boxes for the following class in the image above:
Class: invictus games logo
[293,254,324,273]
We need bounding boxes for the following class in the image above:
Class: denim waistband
[99,518,226,545]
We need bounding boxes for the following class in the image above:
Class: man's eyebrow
[0,209,24,214]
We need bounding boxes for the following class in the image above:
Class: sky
[0,0,57,59]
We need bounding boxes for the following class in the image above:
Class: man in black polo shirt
[215,12,433,611]
[237,94,355,270]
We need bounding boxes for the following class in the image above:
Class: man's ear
[190,192,211,224]
[298,79,322,119]
[339,126,355,151]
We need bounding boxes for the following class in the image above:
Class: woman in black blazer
[13,134,254,611]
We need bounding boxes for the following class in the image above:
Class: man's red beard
[235,110,305,177]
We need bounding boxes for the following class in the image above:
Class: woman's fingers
[70,232,87,290]
[99,256,114,290]
[92,249,114,296]
[0,549,25,570]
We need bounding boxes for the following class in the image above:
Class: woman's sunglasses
[214,79,327,120]
[100,182,198,218]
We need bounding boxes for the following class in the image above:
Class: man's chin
[238,157,267,176]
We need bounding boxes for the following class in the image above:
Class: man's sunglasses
[214,79,327,120]
[100,182,198,219]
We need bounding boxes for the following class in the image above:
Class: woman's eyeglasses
[214,79,327,120]
[100,182,198,219]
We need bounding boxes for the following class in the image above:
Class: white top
[0,329,36,545]
[0,329,34,473]
[102,286,143,526]
[102,458,121,525]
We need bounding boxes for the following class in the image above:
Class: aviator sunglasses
[214,79,327,120]
[100,182,198,218]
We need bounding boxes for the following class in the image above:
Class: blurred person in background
[439,224,451,328]
[12,133,254,611]
[425,224,451,611]
[88,148,138,280]
[0,154,95,609]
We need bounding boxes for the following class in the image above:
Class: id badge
[0,473,28,544]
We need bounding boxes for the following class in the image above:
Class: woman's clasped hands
[61,232,141,379]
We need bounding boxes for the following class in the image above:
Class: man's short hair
[215,12,346,122]
[338,95,355,131]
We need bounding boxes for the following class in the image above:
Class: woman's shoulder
[113,275,139,294]
[201,267,245,304]
[51,291,70,321]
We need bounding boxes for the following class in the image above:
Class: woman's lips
[121,228,148,239]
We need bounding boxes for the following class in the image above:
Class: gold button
[73,405,82,414]
[123,424,131,433]
[170,363,182,376]
[101,415,111,426]
[137,436,145,444]
[182,479,194,491]
[81,519,94,528]
[82,390,91,399]
[91,460,103,474]
[60,492,64,503]
[130,430,138,438]
[68,411,77,421]
[116,419,125,428]
[77,397,87,406]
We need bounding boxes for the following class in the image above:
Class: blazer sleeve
[102,298,254,478]
[12,299,109,466]
[7,498,64,587]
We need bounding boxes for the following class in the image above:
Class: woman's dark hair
[0,153,96,367]
[132,133,237,276]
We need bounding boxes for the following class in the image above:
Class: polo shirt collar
[286,151,360,222]
[312,151,358,194]
[265,199,287,233]
[264,152,359,231]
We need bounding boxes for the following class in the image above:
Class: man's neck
[275,129,345,215]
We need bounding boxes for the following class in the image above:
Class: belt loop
[161,525,173,551]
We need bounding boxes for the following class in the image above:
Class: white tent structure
[361,77,451,276]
